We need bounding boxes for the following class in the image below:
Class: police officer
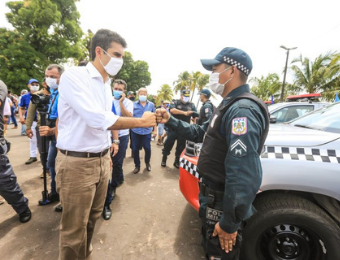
[161,89,198,168]
[156,47,269,260]
[197,89,215,125]
[0,79,32,223]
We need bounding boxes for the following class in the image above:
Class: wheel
[242,193,340,260]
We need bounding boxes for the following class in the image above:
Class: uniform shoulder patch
[231,117,247,135]
[205,108,209,113]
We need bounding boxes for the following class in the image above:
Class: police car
[179,102,340,260]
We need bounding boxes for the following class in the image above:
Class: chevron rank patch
[232,117,247,135]
[230,139,247,157]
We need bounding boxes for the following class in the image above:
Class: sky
[1,0,340,104]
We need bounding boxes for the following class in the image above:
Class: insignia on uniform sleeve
[231,117,247,135]
[230,139,247,157]
[205,108,209,113]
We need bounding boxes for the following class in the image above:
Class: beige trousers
[56,152,109,260]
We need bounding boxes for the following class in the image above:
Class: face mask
[164,104,169,108]
[139,95,147,102]
[30,85,39,92]
[100,48,123,76]
[46,77,58,90]
[182,97,190,103]
[129,97,135,101]
[113,90,122,99]
[209,67,233,96]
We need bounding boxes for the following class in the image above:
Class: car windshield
[268,103,286,113]
[290,103,340,133]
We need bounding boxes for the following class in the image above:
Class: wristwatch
[113,140,120,145]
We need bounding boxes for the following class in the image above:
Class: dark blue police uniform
[164,47,269,260]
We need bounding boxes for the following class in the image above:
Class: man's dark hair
[78,60,89,67]
[90,29,127,61]
[46,64,64,75]
[113,79,127,90]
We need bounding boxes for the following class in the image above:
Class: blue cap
[199,89,211,98]
[201,47,252,75]
[28,78,39,84]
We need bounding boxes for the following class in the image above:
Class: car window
[272,105,313,123]
[291,103,340,133]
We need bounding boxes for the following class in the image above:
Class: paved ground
[0,126,206,260]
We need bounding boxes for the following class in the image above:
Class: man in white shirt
[102,79,133,220]
[56,29,156,260]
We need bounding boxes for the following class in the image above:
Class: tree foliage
[250,73,282,102]
[115,52,151,93]
[156,84,174,106]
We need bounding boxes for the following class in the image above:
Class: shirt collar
[225,84,250,100]
[86,62,111,84]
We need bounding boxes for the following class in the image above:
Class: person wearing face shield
[156,47,269,260]
[161,89,198,168]
[18,78,40,165]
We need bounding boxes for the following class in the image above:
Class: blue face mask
[113,90,123,99]
[139,95,147,102]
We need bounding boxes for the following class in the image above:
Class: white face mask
[209,67,233,96]
[100,48,124,76]
[46,77,58,90]
[182,96,190,103]
[30,85,39,92]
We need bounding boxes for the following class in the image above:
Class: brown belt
[59,149,109,158]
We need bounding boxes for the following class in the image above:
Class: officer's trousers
[162,130,186,159]
[0,153,29,215]
[199,189,242,260]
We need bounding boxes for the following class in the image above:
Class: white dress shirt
[57,62,119,152]
[112,97,133,137]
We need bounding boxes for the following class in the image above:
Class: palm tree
[173,71,191,94]
[195,74,210,107]
[156,84,174,106]
[290,52,340,97]
[250,73,281,102]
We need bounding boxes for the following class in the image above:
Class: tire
[242,193,340,260]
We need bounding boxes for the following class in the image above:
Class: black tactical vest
[197,93,270,185]
[172,100,194,123]
[198,100,215,125]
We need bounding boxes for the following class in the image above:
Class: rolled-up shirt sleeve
[59,68,119,131]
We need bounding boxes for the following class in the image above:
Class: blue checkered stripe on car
[261,146,340,164]
[180,158,202,180]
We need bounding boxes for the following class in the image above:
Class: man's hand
[213,222,237,253]
[141,112,156,127]
[119,93,126,103]
[156,108,170,124]
[26,129,33,139]
[39,126,53,136]
[186,111,194,116]
[20,118,26,124]
[110,143,119,157]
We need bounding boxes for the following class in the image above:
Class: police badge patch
[231,117,247,135]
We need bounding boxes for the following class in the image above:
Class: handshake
[141,108,170,127]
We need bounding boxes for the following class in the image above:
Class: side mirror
[270,116,277,124]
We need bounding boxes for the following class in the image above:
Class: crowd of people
[1,28,269,260]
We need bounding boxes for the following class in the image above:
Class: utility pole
[280,45,297,102]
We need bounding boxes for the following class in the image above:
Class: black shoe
[102,205,112,220]
[55,204,63,212]
[117,180,124,187]
[48,193,60,202]
[25,157,37,165]
[161,156,167,167]
[173,160,180,169]
[19,208,32,223]
[133,167,140,174]
[146,163,151,171]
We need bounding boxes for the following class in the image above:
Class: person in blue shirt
[131,88,155,174]
[19,79,39,165]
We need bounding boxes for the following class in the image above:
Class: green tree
[115,52,151,93]
[6,0,84,63]
[250,73,282,102]
[290,52,340,101]
[156,84,174,106]
[173,71,191,94]
[0,28,45,93]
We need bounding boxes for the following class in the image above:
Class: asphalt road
[0,126,206,260]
